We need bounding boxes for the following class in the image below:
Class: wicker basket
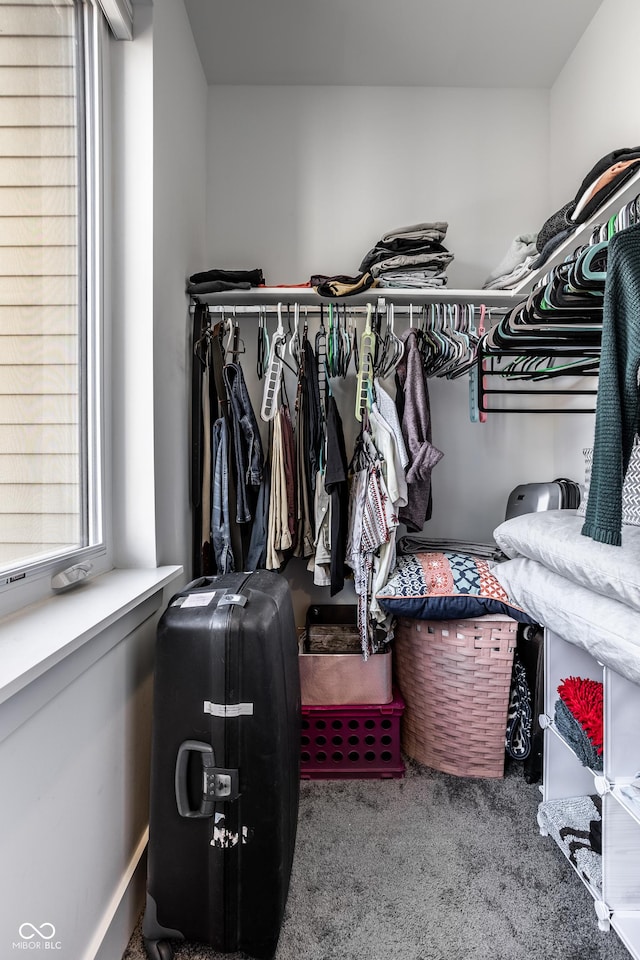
[393,616,517,779]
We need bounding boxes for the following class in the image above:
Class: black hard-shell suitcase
[142,570,301,960]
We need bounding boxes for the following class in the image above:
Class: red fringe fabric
[558,676,604,755]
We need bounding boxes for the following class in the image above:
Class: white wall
[205,86,549,290]
[0,605,159,960]
[153,0,208,570]
[111,5,157,569]
[203,85,562,546]
[549,0,640,209]
[547,0,640,480]
[111,0,207,573]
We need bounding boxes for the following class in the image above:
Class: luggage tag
[176,591,218,607]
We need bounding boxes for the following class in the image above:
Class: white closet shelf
[190,165,640,313]
[512,165,640,296]
[189,287,515,308]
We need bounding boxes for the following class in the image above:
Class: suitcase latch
[204,768,239,802]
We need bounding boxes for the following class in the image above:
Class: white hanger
[260,303,286,421]
[355,304,376,422]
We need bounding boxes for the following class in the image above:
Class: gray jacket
[395,329,444,532]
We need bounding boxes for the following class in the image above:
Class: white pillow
[493,557,640,686]
[493,509,640,614]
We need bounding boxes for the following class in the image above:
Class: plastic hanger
[576,240,609,283]
[349,310,359,374]
[257,307,270,381]
[288,302,302,370]
[355,304,376,422]
[377,303,405,379]
[260,303,286,421]
[315,306,328,417]
[339,304,351,377]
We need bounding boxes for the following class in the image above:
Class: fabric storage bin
[300,690,405,779]
[299,604,393,705]
[393,616,517,778]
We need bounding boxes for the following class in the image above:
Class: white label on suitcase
[204,700,254,717]
[182,592,217,607]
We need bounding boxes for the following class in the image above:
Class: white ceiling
[183,0,604,88]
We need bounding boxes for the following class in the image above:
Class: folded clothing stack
[186,267,265,296]
[553,675,604,771]
[358,221,453,288]
[396,534,505,563]
[533,145,640,270]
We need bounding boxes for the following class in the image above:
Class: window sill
[0,565,183,743]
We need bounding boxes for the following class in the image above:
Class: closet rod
[188,299,511,317]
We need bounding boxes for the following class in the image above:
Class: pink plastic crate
[300,689,405,780]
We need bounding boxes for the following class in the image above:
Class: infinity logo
[18,923,56,941]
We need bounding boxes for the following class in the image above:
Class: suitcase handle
[175,740,216,818]
[175,740,240,818]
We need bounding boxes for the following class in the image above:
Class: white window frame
[0,0,112,618]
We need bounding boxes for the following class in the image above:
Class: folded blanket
[482,255,537,290]
[380,221,448,245]
[397,535,504,562]
[369,251,453,279]
[537,795,602,893]
[558,675,604,755]
[188,267,264,286]
[483,233,538,287]
[360,240,450,274]
[312,271,377,298]
[187,279,251,295]
[553,698,603,771]
[377,274,447,288]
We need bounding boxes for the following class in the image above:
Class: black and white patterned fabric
[505,649,532,760]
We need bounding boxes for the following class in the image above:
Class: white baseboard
[83,828,149,960]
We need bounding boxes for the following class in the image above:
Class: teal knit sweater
[582,221,640,546]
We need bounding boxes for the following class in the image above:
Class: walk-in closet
[3,2,640,960]
[139,0,640,957]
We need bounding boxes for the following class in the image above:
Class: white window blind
[0,0,89,576]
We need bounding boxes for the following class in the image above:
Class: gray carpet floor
[123,759,630,960]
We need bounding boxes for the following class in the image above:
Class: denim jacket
[223,362,264,523]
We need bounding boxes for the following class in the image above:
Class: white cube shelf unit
[539,629,640,960]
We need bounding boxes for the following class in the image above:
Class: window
[0,0,105,600]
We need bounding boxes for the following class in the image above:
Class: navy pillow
[376,551,536,623]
